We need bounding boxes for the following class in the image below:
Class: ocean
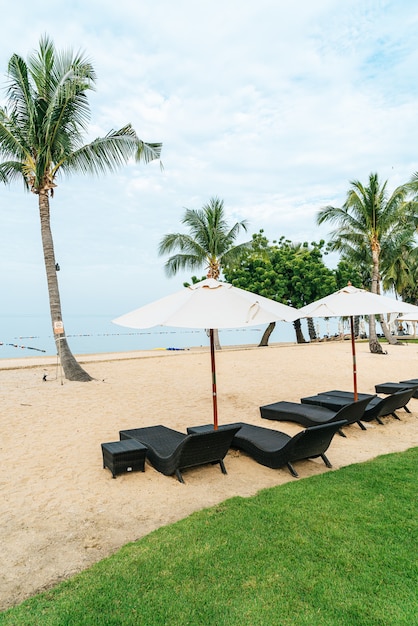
[0,313,340,360]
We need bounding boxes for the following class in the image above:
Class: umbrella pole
[350,316,358,401]
[209,329,218,429]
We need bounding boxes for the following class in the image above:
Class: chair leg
[357,420,367,430]
[287,462,299,478]
[376,416,384,425]
[175,469,185,484]
[219,459,227,475]
[404,405,411,414]
[338,429,347,438]
[321,453,332,468]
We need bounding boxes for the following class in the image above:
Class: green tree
[317,173,417,353]
[224,231,289,345]
[183,275,207,288]
[333,258,365,290]
[225,233,337,345]
[0,36,161,380]
[272,239,337,343]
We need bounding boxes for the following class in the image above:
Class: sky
[1,0,418,321]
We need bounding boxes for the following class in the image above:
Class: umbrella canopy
[297,284,418,318]
[113,278,298,330]
[397,313,418,322]
[113,278,298,428]
[297,285,418,399]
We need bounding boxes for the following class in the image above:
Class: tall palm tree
[381,231,418,298]
[396,253,418,305]
[158,197,250,349]
[0,36,161,380]
[159,197,250,279]
[317,173,417,353]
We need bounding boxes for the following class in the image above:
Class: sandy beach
[1,340,417,611]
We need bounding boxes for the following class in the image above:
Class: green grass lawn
[377,337,418,344]
[1,448,417,626]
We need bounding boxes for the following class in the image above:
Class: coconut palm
[397,253,418,305]
[0,36,161,381]
[317,173,417,354]
[381,230,418,298]
[158,197,250,349]
[159,197,250,279]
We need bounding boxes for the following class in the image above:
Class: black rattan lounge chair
[259,395,372,435]
[399,378,418,385]
[362,388,415,422]
[187,421,346,477]
[119,424,240,483]
[300,388,415,425]
[374,381,418,398]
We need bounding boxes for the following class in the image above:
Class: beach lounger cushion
[301,388,414,424]
[259,396,372,432]
[374,382,418,398]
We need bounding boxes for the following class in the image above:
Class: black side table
[101,439,147,478]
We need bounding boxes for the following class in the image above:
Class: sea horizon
[0,313,342,360]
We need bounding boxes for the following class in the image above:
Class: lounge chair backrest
[283,420,346,463]
[334,396,374,423]
[367,388,414,419]
[176,426,241,471]
[121,424,241,481]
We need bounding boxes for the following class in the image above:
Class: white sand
[1,340,417,610]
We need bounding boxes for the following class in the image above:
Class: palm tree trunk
[39,191,93,381]
[258,321,276,346]
[293,319,307,343]
[379,315,401,345]
[369,245,385,354]
[307,317,317,341]
[354,316,360,338]
[368,314,385,354]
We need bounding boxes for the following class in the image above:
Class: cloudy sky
[1,0,418,319]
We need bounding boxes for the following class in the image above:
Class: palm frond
[0,37,161,191]
[0,110,32,162]
[6,54,35,129]
[159,197,250,279]
[226,219,248,240]
[0,160,30,187]
[135,141,162,165]
[158,233,205,256]
[164,254,206,277]
[58,125,140,176]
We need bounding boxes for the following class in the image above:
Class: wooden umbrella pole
[209,329,218,429]
[350,316,358,401]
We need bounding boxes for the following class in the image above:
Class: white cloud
[1,0,418,332]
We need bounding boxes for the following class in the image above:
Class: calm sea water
[0,313,338,360]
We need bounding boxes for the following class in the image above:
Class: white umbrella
[397,313,418,322]
[113,278,298,428]
[396,313,418,339]
[297,284,418,399]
